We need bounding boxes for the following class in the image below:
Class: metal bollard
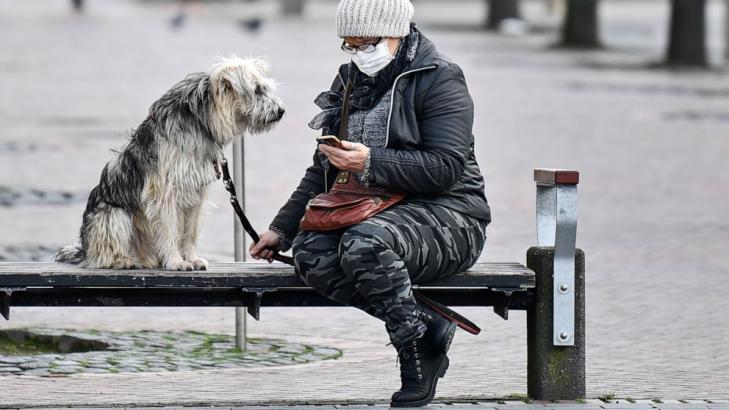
[527,169,585,400]
[233,138,247,351]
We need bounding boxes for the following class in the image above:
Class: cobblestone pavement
[0,0,728,407]
[0,328,340,376]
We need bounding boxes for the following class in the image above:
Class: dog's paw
[189,257,208,271]
[111,258,143,270]
[165,259,195,271]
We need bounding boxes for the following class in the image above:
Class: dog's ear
[253,58,271,77]
[221,76,234,92]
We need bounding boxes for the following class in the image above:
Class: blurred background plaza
[0,0,727,404]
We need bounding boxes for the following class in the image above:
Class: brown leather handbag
[300,80,405,231]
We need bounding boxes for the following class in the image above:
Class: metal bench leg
[1,289,10,320]
[1,288,26,320]
[527,169,585,400]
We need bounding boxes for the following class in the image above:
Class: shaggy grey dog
[55,56,284,270]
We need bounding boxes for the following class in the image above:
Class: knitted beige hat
[336,0,414,38]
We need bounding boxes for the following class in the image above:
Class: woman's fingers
[320,147,351,165]
[250,239,265,254]
[319,143,366,172]
[248,230,281,261]
[251,244,273,260]
[249,238,271,259]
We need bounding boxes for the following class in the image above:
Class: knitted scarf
[308,24,420,136]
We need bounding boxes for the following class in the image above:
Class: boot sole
[390,355,449,408]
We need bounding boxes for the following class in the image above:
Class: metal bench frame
[0,168,585,401]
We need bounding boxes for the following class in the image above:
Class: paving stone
[0,366,22,373]
[48,366,81,374]
[18,360,49,370]
[81,368,110,374]
[20,368,52,376]
[313,348,341,357]
[52,360,80,367]
[0,356,29,364]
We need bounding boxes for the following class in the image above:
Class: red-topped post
[527,168,585,400]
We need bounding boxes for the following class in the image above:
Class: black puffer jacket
[271,31,490,249]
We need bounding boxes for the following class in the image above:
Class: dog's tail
[54,244,85,265]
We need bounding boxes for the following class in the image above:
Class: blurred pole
[282,0,305,16]
[486,0,521,30]
[667,0,708,67]
[725,0,729,59]
[561,0,601,48]
[233,138,247,351]
[72,0,83,13]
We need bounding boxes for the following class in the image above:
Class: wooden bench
[0,169,585,401]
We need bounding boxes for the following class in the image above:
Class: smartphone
[316,135,344,149]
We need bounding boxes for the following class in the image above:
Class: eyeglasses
[341,37,383,54]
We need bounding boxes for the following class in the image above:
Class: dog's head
[208,55,285,145]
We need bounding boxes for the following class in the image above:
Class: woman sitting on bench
[250,0,490,406]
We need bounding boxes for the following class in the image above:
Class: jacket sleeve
[367,64,473,194]
[269,72,345,251]
[269,149,326,252]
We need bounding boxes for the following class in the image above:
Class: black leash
[217,156,479,335]
[218,157,295,266]
[414,292,481,335]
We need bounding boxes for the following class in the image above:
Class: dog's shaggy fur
[55,56,284,270]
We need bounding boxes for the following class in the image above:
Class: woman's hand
[318,141,370,173]
[249,230,281,262]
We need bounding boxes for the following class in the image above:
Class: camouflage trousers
[292,201,487,345]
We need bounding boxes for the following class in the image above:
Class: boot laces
[395,338,423,383]
[415,308,435,322]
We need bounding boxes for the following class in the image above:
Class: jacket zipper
[325,65,436,192]
[385,65,437,147]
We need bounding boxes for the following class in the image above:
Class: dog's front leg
[180,200,208,271]
[146,184,194,271]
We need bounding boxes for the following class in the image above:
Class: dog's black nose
[277,108,286,119]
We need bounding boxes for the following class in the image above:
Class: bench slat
[0,262,534,289]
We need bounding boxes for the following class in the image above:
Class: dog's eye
[255,85,264,96]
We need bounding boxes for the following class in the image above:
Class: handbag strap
[338,79,353,141]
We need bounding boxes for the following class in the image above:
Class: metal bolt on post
[233,138,247,351]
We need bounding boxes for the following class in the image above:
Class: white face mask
[351,40,394,77]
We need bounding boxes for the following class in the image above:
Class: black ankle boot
[390,335,449,408]
[416,305,457,354]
